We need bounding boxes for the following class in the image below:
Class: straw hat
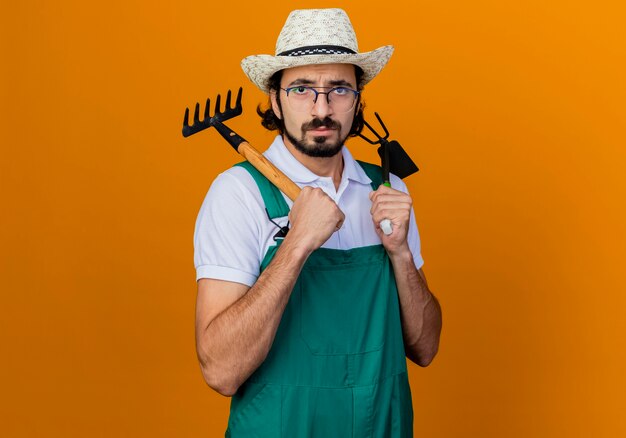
[241,8,394,93]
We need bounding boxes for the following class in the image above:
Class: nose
[311,92,333,119]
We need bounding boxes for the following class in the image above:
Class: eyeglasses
[280,86,360,113]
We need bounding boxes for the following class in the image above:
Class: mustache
[302,117,341,131]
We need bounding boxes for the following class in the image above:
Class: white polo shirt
[194,135,424,286]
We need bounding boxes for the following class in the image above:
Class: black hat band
[278,45,356,57]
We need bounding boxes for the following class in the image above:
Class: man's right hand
[286,186,345,254]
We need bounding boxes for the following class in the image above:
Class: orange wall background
[2,0,625,436]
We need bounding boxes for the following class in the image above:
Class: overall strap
[234,161,290,219]
[356,160,384,190]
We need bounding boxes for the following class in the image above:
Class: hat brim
[241,45,394,93]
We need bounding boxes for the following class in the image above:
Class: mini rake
[182,87,301,201]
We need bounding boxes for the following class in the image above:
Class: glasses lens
[285,87,314,112]
[329,88,357,112]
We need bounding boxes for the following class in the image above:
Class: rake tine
[225,90,232,110]
[193,102,200,124]
[235,87,242,109]
[204,98,211,121]
[215,94,222,117]
[374,112,390,138]
[183,107,189,128]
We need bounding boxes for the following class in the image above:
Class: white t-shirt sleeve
[389,173,425,270]
[193,168,266,287]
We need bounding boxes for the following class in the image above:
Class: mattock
[182,87,300,201]
[359,112,419,235]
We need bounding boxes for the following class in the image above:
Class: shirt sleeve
[389,173,425,270]
[193,167,266,287]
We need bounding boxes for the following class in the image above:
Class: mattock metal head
[358,111,419,180]
[182,87,243,138]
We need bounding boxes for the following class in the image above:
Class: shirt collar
[265,135,373,186]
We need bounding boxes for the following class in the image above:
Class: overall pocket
[298,261,392,356]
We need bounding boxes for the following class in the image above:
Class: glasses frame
[280,86,361,113]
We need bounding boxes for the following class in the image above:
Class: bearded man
[194,8,442,437]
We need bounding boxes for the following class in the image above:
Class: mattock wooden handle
[238,141,301,201]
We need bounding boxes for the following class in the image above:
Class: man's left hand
[369,185,413,255]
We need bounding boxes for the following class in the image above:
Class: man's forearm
[389,249,442,366]
[198,237,311,396]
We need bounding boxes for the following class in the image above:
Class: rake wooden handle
[238,141,301,201]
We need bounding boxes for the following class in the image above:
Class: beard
[284,117,348,158]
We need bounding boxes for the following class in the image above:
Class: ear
[270,90,282,120]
